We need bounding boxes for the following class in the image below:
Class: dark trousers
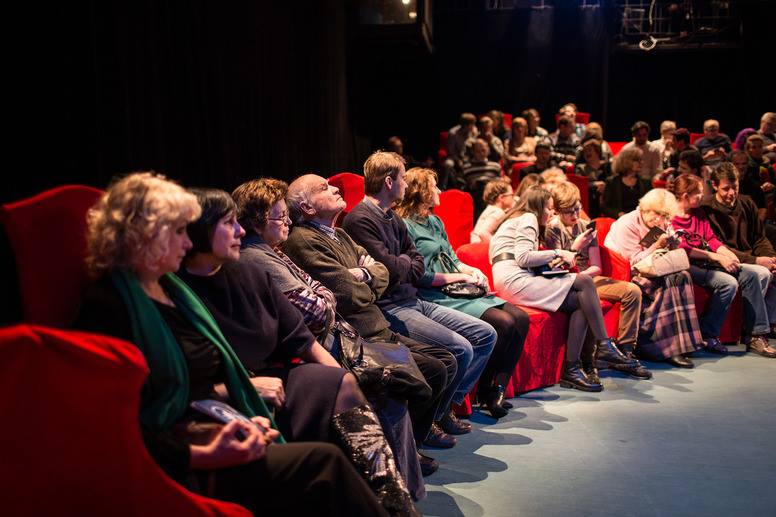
[210,442,389,516]
[370,327,457,442]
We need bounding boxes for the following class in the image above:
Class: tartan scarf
[111,269,283,441]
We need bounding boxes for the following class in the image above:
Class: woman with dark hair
[602,147,652,218]
[490,186,634,392]
[74,173,390,517]
[177,188,419,516]
[395,168,530,418]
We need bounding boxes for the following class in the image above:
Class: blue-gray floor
[416,345,776,517]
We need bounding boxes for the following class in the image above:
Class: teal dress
[404,214,506,318]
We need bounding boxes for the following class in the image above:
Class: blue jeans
[738,263,774,337]
[382,299,497,420]
[688,265,738,339]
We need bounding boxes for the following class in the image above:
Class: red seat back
[566,173,590,214]
[1,185,104,327]
[502,113,513,129]
[690,132,704,145]
[510,162,533,191]
[594,217,632,281]
[328,172,364,226]
[0,324,250,516]
[456,240,493,289]
[436,189,474,252]
[609,141,627,156]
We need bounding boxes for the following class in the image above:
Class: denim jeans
[737,263,774,336]
[382,298,496,420]
[688,264,738,339]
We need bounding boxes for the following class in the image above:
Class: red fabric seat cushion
[328,172,364,227]
[436,189,474,252]
[0,324,250,516]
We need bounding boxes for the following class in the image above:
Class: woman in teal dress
[395,167,530,419]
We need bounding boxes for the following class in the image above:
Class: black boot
[331,404,420,517]
[610,344,653,379]
[595,338,636,367]
[560,360,603,392]
[581,337,600,385]
[478,384,508,419]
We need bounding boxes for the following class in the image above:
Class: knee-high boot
[331,404,420,517]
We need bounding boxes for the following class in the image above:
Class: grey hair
[286,173,317,224]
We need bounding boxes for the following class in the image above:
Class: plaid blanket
[633,271,703,359]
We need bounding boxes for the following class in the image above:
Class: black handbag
[326,317,432,401]
[433,251,487,299]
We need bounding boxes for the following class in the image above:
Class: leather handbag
[328,317,432,401]
[633,248,690,278]
[433,251,487,299]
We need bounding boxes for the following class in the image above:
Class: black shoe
[703,337,728,355]
[418,452,439,477]
[665,354,694,368]
[501,400,514,410]
[581,362,600,385]
[479,385,508,419]
[595,338,635,366]
[423,423,457,449]
[560,360,603,392]
[438,410,472,435]
[610,346,652,379]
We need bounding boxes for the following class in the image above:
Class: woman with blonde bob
[75,172,389,517]
[604,188,704,368]
[545,182,651,381]
[395,167,530,419]
[490,186,634,392]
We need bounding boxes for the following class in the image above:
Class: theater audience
[490,186,633,392]
[343,151,498,438]
[522,108,548,138]
[471,178,515,243]
[602,147,652,219]
[487,109,510,141]
[578,122,613,162]
[549,116,581,165]
[281,174,458,457]
[559,102,586,137]
[503,117,537,169]
[695,119,732,165]
[621,121,663,179]
[462,138,503,217]
[604,189,703,367]
[74,172,390,517]
[702,164,776,358]
[396,168,529,418]
[545,182,651,381]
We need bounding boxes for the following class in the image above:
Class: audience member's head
[535,141,552,165]
[482,178,515,210]
[581,139,603,164]
[511,117,528,140]
[286,174,346,224]
[540,167,567,188]
[363,150,407,201]
[558,116,575,137]
[613,147,643,176]
[550,181,583,227]
[730,149,749,176]
[394,167,438,219]
[560,103,577,119]
[678,149,704,175]
[631,121,651,145]
[387,136,404,155]
[638,188,678,228]
[514,173,544,200]
[746,134,765,160]
[710,162,740,207]
[760,112,776,135]
[505,185,554,230]
[674,128,691,150]
[672,173,704,206]
[479,116,494,135]
[471,138,490,162]
[522,108,541,131]
[232,178,290,246]
[703,119,721,138]
[487,110,505,133]
[186,188,242,257]
[660,120,677,140]
[86,172,200,277]
[734,128,756,151]
[460,112,477,131]
[584,122,604,140]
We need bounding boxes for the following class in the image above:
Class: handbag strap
[431,251,461,274]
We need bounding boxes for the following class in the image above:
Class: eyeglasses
[559,204,582,215]
[267,212,291,225]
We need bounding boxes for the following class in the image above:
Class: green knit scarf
[111,269,284,442]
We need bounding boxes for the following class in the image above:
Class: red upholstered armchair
[565,173,590,214]
[1,185,104,328]
[328,172,365,226]
[435,189,474,251]
[1,324,250,516]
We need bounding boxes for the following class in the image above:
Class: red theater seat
[436,189,474,251]
[609,142,627,156]
[1,185,104,327]
[690,132,704,145]
[1,324,250,517]
[328,172,364,226]
[566,173,590,214]
[510,162,533,191]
